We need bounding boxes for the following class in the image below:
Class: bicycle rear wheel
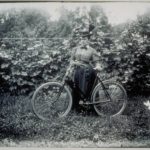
[92,80,127,117]
[31,82,72,121]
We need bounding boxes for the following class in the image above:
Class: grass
[0,94,150,147]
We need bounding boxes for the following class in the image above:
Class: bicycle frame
[54,60,113,106]
[62,72,113,105]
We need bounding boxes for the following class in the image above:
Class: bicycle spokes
[32,82,72,121]
[92,81,127,117]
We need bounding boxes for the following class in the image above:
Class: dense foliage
[0,9,72,94]
[112,12,150,96]
[0,6,150,96]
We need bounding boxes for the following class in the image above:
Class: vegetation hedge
[0,7,150,96]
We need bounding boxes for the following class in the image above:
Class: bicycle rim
[31,82,72,121]
[92,81,127,117]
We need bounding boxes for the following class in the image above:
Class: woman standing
[70,38,102,111]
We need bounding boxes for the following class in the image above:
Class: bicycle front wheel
[92,80,127,117]
[31,82,72,121]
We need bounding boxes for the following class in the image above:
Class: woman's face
[79,39,88,48]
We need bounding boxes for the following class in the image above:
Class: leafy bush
[111,13,150,95]
[1,6,150,96]
[0,9,72,94]
[0,6,114,94]
[0,39,71,94]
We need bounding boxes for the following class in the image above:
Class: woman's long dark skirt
[72,66,96,111]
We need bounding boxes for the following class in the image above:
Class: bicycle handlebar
[63,60,103,82]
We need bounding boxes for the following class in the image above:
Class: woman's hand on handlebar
[93,64,103,72]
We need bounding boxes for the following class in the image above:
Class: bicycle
[31,60,127,121]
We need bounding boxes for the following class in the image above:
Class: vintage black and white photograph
[0,1,150,148]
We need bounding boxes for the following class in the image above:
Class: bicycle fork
[55,82,66,101]
[97,79,113,103]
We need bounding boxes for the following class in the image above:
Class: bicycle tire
[92,80,127,117]
[31,82,73,121]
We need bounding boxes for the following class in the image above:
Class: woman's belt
[74,60,93,68]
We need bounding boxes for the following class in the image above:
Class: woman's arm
[70,47,76,62]
[65,48,76,77]
[91,48,103,71]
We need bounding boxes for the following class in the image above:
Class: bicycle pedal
[79,100,84,105]
[85,102,91,105]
